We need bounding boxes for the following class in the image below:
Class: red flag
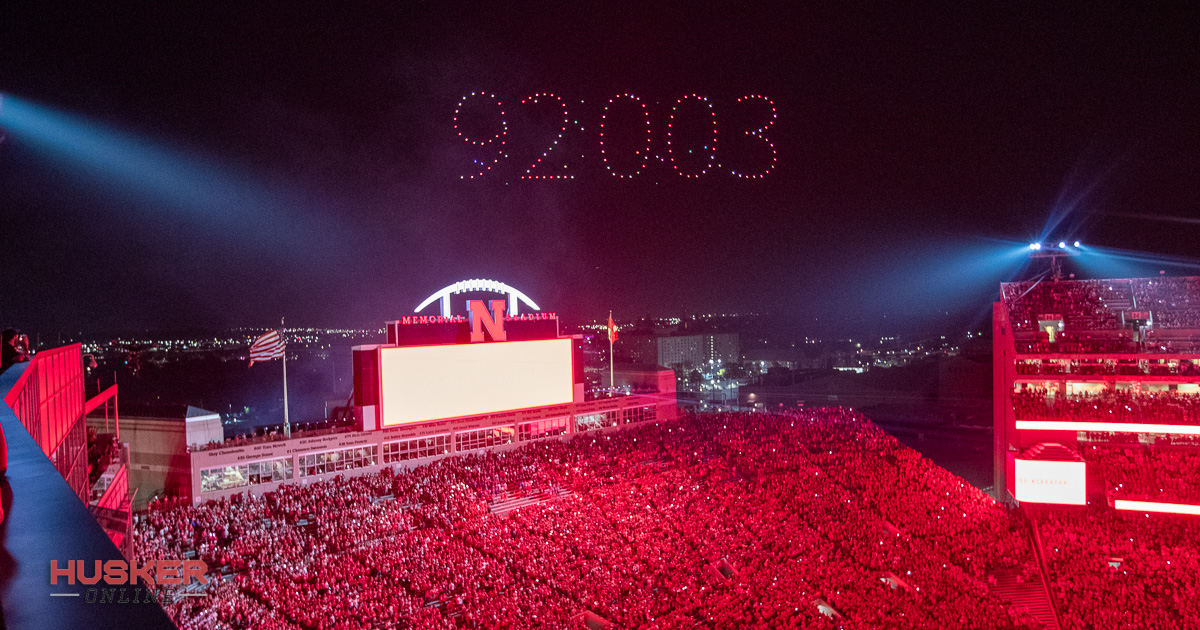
[249,330,285,366]
[608,314,618,343]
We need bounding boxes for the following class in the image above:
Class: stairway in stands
[489,488,574,515]
[1100,281,1135,311]
[992,572,1060,630]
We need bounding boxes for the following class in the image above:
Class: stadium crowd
[1082,443,1200,504]
[1011,388,1200,427]
[1003,277,1200,333]
[1002,280,1122,333]
[1014,359,1200,376]
[1132,276,1200,316]
[999,275,1200,629]
[137,410,1046,630]
[1039,505,1200,629]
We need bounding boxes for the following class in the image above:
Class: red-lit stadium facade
[189,300,676,503]
[994,276,1200,512]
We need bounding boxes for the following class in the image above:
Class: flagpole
[609,310,615,395]
[281,316,290,438]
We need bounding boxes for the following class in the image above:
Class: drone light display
[456,92,777,180]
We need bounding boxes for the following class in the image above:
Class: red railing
[93,457,129,511]
[3,344,90,501]
[91,445,133,559]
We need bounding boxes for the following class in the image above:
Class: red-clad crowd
[1004,277,1200,333]
[1002,280,1122,333]
[136,410,1046,630]
[1012,388,1200,427]
[1014,359,1200,377]
[1081,442,1200,504]
[1038,505,1200,629]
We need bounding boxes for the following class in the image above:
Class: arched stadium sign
[353,281,580,430]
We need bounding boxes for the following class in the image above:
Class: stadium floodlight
[1074,241,1081,247]
[1029,239,1080,281]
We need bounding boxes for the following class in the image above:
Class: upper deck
[1000,276,1200,355]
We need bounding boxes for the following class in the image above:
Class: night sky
[1,2,1198,336]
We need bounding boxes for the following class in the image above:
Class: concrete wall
[87,414,193,510]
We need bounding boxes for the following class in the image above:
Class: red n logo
[468,299,507,342]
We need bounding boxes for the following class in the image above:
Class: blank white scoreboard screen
[1014,459,1086,505]
[378,338,574,426]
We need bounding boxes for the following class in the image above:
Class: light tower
[1028,241,1081,281]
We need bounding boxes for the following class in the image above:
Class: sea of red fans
[1014,359,1200,376]
[1003,277,1200,333]
[995,277,1200,628]
[1038,505,1200,629]
[1002,277,1200,355]
[136,410,1047,630]
[1011,388,1200,427]
[1002,280,1125,333]
[1081,442,1200,504]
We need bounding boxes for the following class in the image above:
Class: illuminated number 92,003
[456,92,777,180]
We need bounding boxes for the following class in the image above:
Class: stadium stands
[1014,359,1200,376]
[1038,506,1200,629]
[1083,443,1200,504]
[1003,277,1200,332]
[1002,277,1200,353]
[1012,389,1200,427]
[137,410,1047,630]
[998,275,1200,630]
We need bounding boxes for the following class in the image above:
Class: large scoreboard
[353,299,583,430]
[377,339,574,426]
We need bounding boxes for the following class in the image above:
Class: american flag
[248,330,285,366]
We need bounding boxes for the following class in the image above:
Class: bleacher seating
[137,410,1048,630]
[1012,389,1200,427]
[1002,277,1200,353]
[1038,506,1200,629]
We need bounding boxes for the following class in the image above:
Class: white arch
[415,279,541,317]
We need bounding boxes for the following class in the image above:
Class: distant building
[615,332,740,369]
[615,332,660,365]
[599,364,678,395]
[657,333,739,368]
[740,347,801,370]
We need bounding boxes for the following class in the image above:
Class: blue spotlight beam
[1076,245,1200,274]
[0,95,347,249]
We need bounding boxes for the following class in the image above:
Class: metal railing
[3,344,90,501]
[1027,509,1064,630]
